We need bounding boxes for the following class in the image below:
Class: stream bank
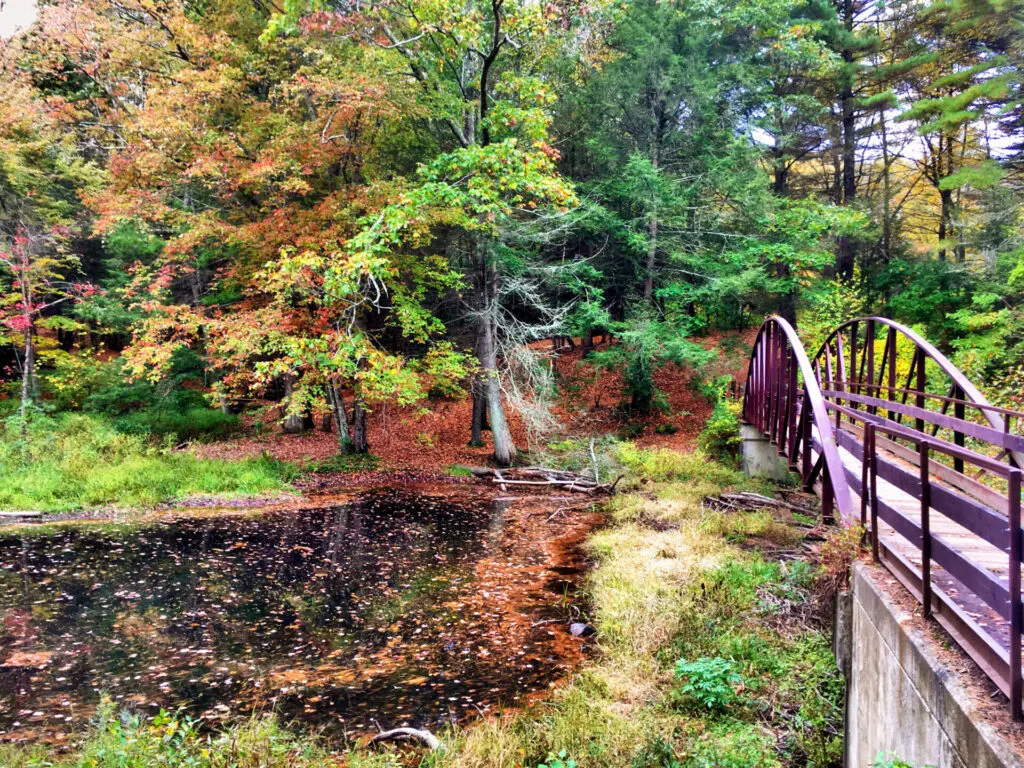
[1,449,845,768]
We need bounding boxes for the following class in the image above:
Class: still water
[0,488,588,744]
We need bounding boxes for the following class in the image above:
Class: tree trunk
[470,383,487,446]
[478,249,516,467]
[642,142,660,301]
[282,375,304,434]
[20,323,33,436]
[773,162,788,197]
[879,109,892,264]
[938,188,953,262]
[580,331,594,356]
[328,379,354,453]
[836,1,857,281]
[480,314,516,466]
[352,399,368,454]
[469,327,489,445]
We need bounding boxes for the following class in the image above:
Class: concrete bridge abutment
[739,421,791,482]
[839,563,1024,768]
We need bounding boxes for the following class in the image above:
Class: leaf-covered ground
[191,332,754,473]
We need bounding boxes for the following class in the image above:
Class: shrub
[683,721,780,768]
[697,400,741,461]
[113,406,239,443]
[674,657,743,711]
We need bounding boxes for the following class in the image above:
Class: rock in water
[570,622,595,637]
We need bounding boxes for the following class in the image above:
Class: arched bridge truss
[743,316,1024,719]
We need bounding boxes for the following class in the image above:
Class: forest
[0,0,1022,765]
[0,0,1021,477]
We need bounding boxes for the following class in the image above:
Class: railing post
[919,440,932,619]
[861,423,873,529]
[1009,467,1022,721]
[1008,415,1019,469]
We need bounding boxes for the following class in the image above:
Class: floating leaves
[0,488,598,745]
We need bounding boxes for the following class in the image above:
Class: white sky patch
[0,0,37,38]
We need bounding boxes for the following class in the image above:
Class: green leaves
[674,656,744,711]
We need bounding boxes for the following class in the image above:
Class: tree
[277,0,598,464]
[0,229,92,430]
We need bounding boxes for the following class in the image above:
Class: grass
[0,446,846,767]
[421,447,845,768]
[0,701,341,768]
[0,414,300,513]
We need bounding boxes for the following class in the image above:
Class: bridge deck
[814,424,1016,652]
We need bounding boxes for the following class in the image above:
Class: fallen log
[454,465,622,494]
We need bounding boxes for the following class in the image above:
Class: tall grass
[0,414,298,513]
[0,701,339,768]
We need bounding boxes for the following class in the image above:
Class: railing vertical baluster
[849,321,859,410]
[861,423,872,528]
[915,347,926,436]
[778,342,789,457]
[870,426,879,563]
[887,327,897,421]
[954,386,966,474]
[866,320,876,414]
[919,440,933,618]
[787,348,798,467]
[754,334,763,431]
[771,330,782,444]
[822,465,835,525]
[835,333,846,432]
[762,325,772,433]
[1009,466,1022,722]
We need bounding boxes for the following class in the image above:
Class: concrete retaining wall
[844,563,1024,768]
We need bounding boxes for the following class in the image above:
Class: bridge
[742,316,1024,721]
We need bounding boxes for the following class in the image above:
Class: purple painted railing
[743,316,1024,719]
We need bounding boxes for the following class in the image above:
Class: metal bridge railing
[744,315,1024,720]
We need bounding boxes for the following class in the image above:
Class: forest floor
[191,329,756,475]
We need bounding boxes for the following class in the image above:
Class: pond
[0,487,598,746]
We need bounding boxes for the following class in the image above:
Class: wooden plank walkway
[814,422,1017,654]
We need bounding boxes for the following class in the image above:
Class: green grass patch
[0,700,338,768]
[0,414,299,513]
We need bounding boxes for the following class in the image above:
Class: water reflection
[0,488,575,742]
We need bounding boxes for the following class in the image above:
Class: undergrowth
[0,414,298,513]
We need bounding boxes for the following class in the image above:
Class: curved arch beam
[814,316,1023,467]
[744,316,854,521]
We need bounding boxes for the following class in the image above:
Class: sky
[0,0,37,38]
